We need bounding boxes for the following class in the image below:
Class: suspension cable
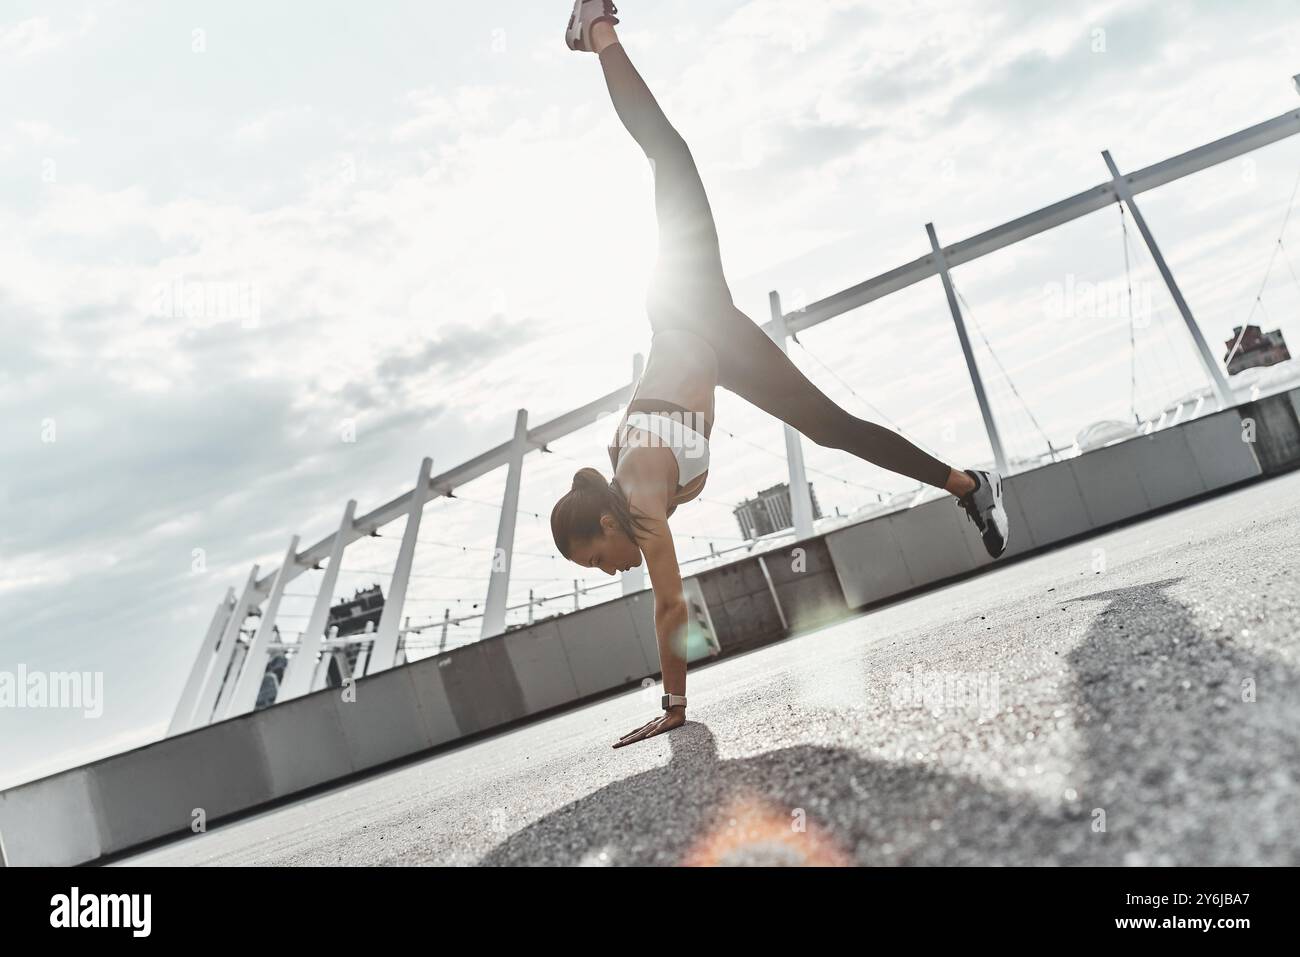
[787,336,946,462]
[1119,203,1140,423]
[1226,163,1300,367]
[951,282,1060,463]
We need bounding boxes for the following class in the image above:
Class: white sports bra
[614,411,711,488]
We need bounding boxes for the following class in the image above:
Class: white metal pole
[756,555,789,631]
[927,222,1010,475]
[187,565,260,730]
[769,291,815,539]
[353,621,375,677]
[481,411,528,639]
[396,617,410,666]
[312,626,340,691]
[280,500,356,701]
[215,643,248,717]
[226,536,300,717]
[167,587,235,736]
[1101,150,1234,410]
[370,457,433,672]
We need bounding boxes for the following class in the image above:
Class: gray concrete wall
[1240,392,1300,475]
[2,398,1288,866]
[698,556,785,653]
[761,538,849,636]
[826,405,1264,609]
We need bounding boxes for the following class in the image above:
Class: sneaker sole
[565,0,584,49]
[986,472,1008,558]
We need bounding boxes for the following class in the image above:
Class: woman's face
[568,514,643,576]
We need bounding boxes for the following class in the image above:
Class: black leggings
[598,43,953,490]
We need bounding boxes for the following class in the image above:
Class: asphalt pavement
[118,470,1300,866]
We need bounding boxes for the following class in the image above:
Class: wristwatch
[661,693,688,711]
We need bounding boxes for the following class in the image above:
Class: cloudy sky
[3,0,1299,789]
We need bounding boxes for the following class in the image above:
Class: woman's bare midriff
[611,327,717,515]
[632,328,718,419]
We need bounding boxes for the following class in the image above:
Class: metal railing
[168,92,1300,736]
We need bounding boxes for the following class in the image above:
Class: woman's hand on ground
[612,707,686,748]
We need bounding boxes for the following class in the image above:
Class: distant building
[1224,324,1290,375]
[324,585,385,687]
[255,645,288,711]
[250,586,386,706]
[734,482,822,540]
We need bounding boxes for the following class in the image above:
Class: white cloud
[12,119,78,148]
[392,85,514,143]
[0,17,61,57]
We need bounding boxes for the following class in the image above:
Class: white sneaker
[565,0,619,52]
[956,468,1009,558]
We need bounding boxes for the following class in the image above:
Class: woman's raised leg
[714,305,968,493]
[591,26,733,320]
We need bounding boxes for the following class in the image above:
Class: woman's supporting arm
[611,511,689,748]
[643,528,688,699]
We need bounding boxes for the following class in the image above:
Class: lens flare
[682,796,851,866]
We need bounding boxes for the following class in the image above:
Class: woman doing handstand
[550,2,1009,749]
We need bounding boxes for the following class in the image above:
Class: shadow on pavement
[481,579,1299,865]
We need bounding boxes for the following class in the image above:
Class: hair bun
[572,467,607,492]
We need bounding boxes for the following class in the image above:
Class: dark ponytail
[551,467,655,559]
